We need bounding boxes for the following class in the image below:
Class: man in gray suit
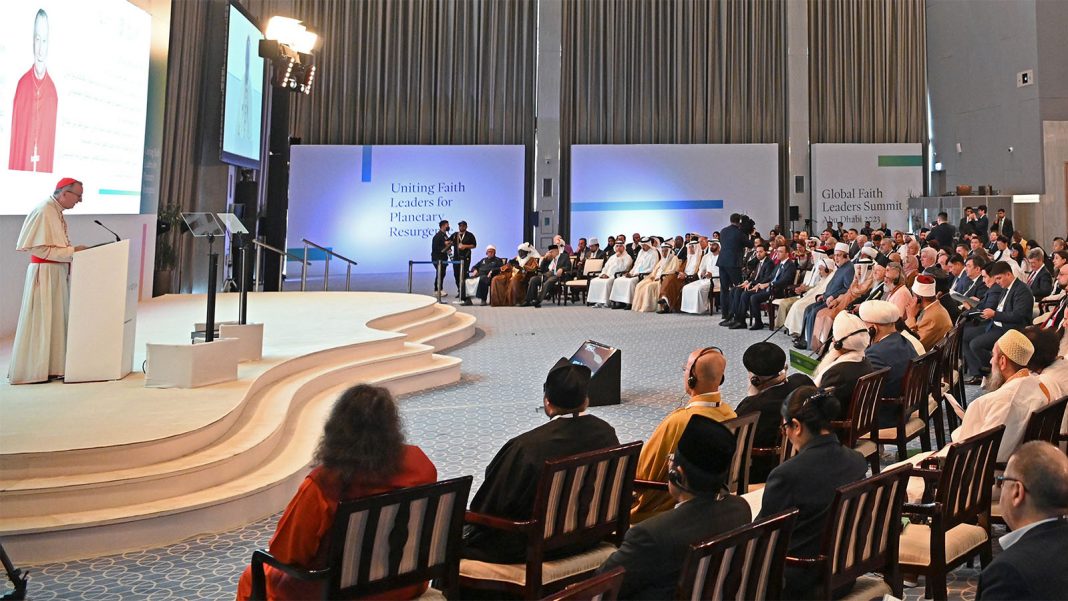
[963,261,1036,384]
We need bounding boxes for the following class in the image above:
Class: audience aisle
[17,303,990,600]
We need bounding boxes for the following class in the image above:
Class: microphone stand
[239,235,250,325]
[205,232,218,342]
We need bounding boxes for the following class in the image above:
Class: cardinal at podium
[8,178,85,384]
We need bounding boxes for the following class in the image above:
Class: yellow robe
[631,392,737,523]
[9,197,74,384]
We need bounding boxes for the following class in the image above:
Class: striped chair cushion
[458,542,617,586]
[898,522,988,566]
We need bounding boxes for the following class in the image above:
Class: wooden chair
[249,476,473,601]
[831,368,889,474]
[923,340,949,450]
[868,348,941,462]
[562,258,604,305]
[676,509,799,600]
[937,321,966,432]
[786,466,911,600]
[540,567,624,601]
[634,413,759,497]
[459,442,643,599]
[901,426,1004,601]
[990,396,1068,524]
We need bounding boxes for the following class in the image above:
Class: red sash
[30,255,63,265]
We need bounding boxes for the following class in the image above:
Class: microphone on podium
[94,219,122,242]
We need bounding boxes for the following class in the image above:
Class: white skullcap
[588,237,599,246]
[858,299,900,325]
[831,311,870,351]
[486,244,496,251]
[517,242,534,253]
[911,274,936,297]
[860,246,878,259]
[834,242,850,255]
[995,329,1034,366]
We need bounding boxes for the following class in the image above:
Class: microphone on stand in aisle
[94,219,122,242]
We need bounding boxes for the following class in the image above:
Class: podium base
[145,339,239,388]
[219,323,264,362]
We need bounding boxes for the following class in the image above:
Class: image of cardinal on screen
[9,8,58,173]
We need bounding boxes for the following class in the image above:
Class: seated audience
[781,251,833,332]
[601,417,752,600]
[860,299,918,427]
[609,237,657,309]
[236,384,437,601]
[963,261,1035,384]
[1024,248,1053,299]
[977,441,1068,601]
[679,241,721,314]
[810,256,874,352]
[587,241,633,308]
[813,311,875,408]
[462,360,619,563]
[720,244,773,328]
[1023,326,1065,400]
[906,274,953,350]
[464,245,505,306]
[736,343,813,484]
[1040,263,1068,331]
[658,239,703,313]
[757,386,868,599]
[631,347,736,522]
[490,243,539,306]
[743,244,797,330]
[796,243,854,350]
[633,241,679,312]
[522,245,571,308]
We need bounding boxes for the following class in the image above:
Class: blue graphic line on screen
[571,200,724,212]
[361,146,373,182]
[97,189,141,196]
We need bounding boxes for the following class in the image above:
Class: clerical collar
[686,392,722,408]
[550,410,587,421]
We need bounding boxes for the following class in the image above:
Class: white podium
[65,240,138,382]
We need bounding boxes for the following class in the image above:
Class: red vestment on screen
[8,67,58,173]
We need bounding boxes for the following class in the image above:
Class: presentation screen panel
[569,144,779,240]
[0,0,152,215]
[811,143,923,233]
[221,2,264,169]
[288,145,526,274]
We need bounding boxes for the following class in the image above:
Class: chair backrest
[532,442,643,554]
[835,368,889,447]
[939,321,964,387]
[1022,395,1068,446]
[937,425,1005,530]
[541,567,624,601]
[818,466,910,596]
[677,509,799,601]
[898,348,940,418]
[722,413,760,496]
[326,476,472,599]
[583,258,605,276]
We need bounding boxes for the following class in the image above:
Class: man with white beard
[783,252,835,335]
[680,241,720,314]
[610,237,657,309]
[812,311,875,408]
[587,241,633,308]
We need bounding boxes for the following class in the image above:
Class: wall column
[785,0,811,232]
[533,0,562,249]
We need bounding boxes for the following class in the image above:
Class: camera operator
[717,213,754,317]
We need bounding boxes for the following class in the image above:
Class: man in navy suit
[1024,249,1053,300]
[741,245,797,330]
[977,441,1068,600]
[722,244,775,329]
[962,261,1035,383]
[716,213,753,317]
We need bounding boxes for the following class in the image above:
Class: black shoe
[461,299,473,306]
[533,301,542,308]
[749,321,765,330]
[480,299,487,306]
[964,375,983,386]
[718,318,734,326]
[729,321,747,330]
[793,338,808,350]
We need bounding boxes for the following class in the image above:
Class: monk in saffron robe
[9,9,58,173]
[9,178,85,384]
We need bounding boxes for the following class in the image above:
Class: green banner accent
[878,155,923,167]
[790,350,819,376]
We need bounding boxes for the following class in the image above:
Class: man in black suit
[522,245,572,307]
[929,211,956,250]
[1024,249,1053,300]
[991,208,1014,240]
[974,205,990,239]
[722,244,774,329]
[962,261,1035,383]
[959,207,976,240]
[430,219,453,296]
[600,416,752,600]
[625,232,641,259]
[744,245,797,330]
[977,441,1068,600]
[716,213,754,317]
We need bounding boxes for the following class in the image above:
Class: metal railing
[252,239,309,292]
[302,238,358,291]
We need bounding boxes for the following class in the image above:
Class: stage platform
[0,291,475,563]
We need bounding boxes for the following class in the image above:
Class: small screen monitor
[569,340,616,376]
[220,1,264,169]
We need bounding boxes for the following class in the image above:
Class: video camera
[738,214,756,235]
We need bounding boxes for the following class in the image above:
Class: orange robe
[236,446,437,601]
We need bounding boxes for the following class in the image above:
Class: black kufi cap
[742,342,786,377]
[674,416,735,493]
[543,358,591,410]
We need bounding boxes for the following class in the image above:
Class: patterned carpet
[12,290,998,600]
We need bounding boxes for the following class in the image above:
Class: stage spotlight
[258,16,319,95]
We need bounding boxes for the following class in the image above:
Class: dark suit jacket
[977,284,1004,311]
[1026,266,1053,299]
[991,217,1014,239]
[959,218,975,239]
[538,253,572,277]
[974,215,989,238]
[817,357,876,413]
[717,223,752,268]
[929,222,956,250]
[992,279,1036,329]
[865,332,917,400]
[823,261,855,299]
[977,518,1068,600]
[952,273,973,295]
[769,259,798,293]
[749,257,775,286]
[736,373,814,483]
[602,494,752,600]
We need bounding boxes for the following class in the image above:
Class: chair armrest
[878,396,906,406]
[750,446,782,457]
[902,502,940,518]
[250,550,329,600]
[785,555,826,568]
[634,479,669,491]
[463,510,534,533]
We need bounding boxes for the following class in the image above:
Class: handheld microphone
[94,219,121,242]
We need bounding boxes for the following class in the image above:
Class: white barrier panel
[288,145,525,274]
[569,144,779,239]
[811,143,923,233]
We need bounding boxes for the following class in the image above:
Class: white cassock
[783,266,835,335]
[681,252,719,314]
[9,197,74,384]
[587,252,633,305]
[610,249,658,305]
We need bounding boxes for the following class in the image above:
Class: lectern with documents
[65,239,137,382]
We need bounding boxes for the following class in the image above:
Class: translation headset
[688,346,725,389]
[667,453,729,499]
[833,328,869,351]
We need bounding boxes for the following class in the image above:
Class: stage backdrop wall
[288,145,525,275]
[811,143,923,233]
[568,144,779,240]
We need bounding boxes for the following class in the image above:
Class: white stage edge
[0,291,475,563]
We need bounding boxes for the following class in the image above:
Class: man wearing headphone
[631,347,736,523]
[600,416,752,600]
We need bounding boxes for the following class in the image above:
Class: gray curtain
[560,0,787,235]
[809,0,927,143]
[244,0,537,146]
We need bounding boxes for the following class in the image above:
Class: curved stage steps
[0,293,475,563]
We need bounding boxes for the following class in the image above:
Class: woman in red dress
[237,384,437,600]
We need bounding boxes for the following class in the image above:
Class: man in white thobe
[587,242,633,307]
[783,255,836,336]
[680,242,720,315]
[610,237,658,309]
[9,178,86,384]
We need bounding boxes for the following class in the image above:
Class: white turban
[860,246,878,259]
[831,312,870,351]
[911,274,936,298]
[486,244,496,251]
[834,242,850,255]
[858,299,900,325]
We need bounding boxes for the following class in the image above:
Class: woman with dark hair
[1009,243,1026,268]
[237,384,437,601]
[756,386,868,599]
